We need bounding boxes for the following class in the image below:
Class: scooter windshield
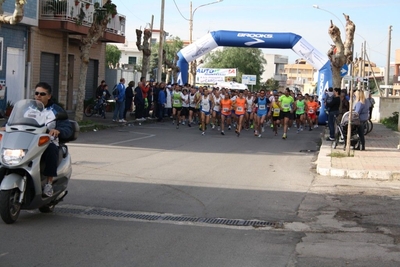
[7,99,46,127]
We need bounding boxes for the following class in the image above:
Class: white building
[261,54,288,87]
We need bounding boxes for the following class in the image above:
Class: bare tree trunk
[0,0,26,25]
[163,51,179,84]
[75,8,110,121]
[136,28,152,79]
[327,14,355,88]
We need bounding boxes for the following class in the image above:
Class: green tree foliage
[106,44,121,68]
[261,78,279,91]
[203,47,266,86]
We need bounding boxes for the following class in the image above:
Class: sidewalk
[316,122,400,180]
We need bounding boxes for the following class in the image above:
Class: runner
[233,91,246,137]
[180,88,189,125]
[188,87,200,127]
[294,94,306,133]
[212,90,222,131]
[278,88,294,140]
[253,89,271,138]
[220,92,232,135]
[245,91,254,130]
[172,85,184,129]
[200,89,213,135]
[305,96,320,130]
[271,94,281,136]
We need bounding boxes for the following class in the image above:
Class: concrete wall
[373,96,400,121]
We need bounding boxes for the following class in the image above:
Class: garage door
[85,59,99,100]
[40,52,60,100]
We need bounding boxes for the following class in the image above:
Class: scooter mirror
[55,111,68,121]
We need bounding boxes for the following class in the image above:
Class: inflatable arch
[176,30,332,123]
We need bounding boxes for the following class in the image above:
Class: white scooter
[0,99,79,224]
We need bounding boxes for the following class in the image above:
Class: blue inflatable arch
[176,30,332,123]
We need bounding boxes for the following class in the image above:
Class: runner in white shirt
[212,90,222,131]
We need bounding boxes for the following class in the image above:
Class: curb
[316,136,400,180]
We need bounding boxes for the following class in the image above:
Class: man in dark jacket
[34,82,73,197]
[325,87,341,141]
[134,84,145,120]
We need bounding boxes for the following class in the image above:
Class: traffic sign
[340,64,348,77]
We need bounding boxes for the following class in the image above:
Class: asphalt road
[3,121,386,267]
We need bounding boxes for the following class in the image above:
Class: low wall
[373,96,400,121]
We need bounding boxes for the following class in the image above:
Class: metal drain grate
[56,206,281,228]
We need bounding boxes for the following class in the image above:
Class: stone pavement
[317,122,400,180]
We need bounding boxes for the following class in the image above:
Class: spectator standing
[152,81,160,119]
[325,88,341,141]
[157,82,166,121]
[367,92,375,120]
[112,78,126,122]
[96,80,106,99]
[124,81,134,121]
[354,90,370,150]
[134,82,145,121]
[165,84,172,118]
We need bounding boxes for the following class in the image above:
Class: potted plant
[5,101,13,117]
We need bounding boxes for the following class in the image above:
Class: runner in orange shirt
[233,91,246,137]
[305,96,320,130]
[220,92,232,135]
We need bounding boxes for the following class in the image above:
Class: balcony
[38,0,125,43]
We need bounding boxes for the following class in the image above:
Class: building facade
[1,0,125,112]
[261,54,288,88]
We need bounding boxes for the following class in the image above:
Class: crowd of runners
[166,84,321,139]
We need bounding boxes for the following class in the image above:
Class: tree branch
[0,0,27,25]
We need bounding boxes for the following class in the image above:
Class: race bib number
[297,107,304,112]
[223,108,229,112]
[274,108,280,113]
[237,107,243,112]
[174,99,180,104]
[308,109,314,114]
[283,104,290,109]
[259,105,266,110]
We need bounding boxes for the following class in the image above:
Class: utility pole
[384,25,392,96]
[157,0,165,82]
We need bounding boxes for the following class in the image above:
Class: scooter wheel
[0,189,21,224]
[39,204,55,213]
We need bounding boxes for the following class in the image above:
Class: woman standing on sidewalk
[354,90,370,151]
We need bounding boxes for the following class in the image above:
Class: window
[0,37,3,71]
[128,57,136,65]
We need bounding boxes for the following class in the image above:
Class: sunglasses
[35,92,47,96]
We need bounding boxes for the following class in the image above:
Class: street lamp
[189,0,223,44]
[312,5,345,31]
[188,0,223,85]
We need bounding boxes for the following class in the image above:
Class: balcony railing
[39,0,125,37]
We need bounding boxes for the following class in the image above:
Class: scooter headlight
[2,149,26,165]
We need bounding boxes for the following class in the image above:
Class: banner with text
[196,68,237,77]
[196,76,225,84]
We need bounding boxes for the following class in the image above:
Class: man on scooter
[34,82,73,197]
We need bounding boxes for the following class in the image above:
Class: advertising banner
[196,68,237,77]
[196,76,225,84]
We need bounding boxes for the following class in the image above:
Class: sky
[112,0,399,68]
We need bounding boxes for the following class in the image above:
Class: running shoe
[202,131,205,136]
[212,124,215,129]
[182,121,185,125]
[43,183,53,197]
[309,127,313,131]
[297,128,300,134]
[300,126,303,131]
[217,126,220,131]
[282,133,287,139]
[261,126,265,133]
[258,134,262,138]
[228,125,231,130]
[176,124,179,129]
[314,125,318,129]
[221,131,225,135]
[237,132,240,137]
[188,123,191,127]
[172,120,175,125]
